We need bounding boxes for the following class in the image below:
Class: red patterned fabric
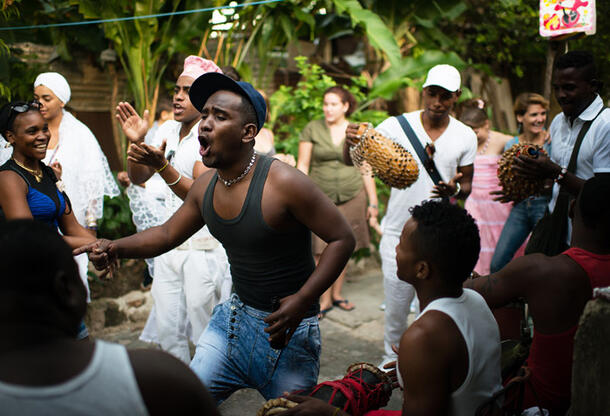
[295,365,394,416]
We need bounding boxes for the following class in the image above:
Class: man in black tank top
[76,74,356,403]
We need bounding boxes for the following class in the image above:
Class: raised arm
[115,102,155,185]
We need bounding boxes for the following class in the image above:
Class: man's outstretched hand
[431,172,462,199]
[116,102,150,144]
[127,139,168,171]
[73,239,119,276]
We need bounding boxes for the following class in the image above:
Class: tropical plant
[69,0,214,120]
[270,56,388,156]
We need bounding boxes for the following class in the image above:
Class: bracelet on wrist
[166,173,182,186]
[368,204,378,209]
[451,182,461,197]
[554,166,568,183]
[156,160,169,173]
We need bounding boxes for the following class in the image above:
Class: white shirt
[155,120,215,246]
[396,289,502,416]
[548,96,610,241]
[0,341,148,415]
[549,95,610,212]
[376,111,477,236]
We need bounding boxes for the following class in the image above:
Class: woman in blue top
[0,101,94,250]
[490,93,551,273]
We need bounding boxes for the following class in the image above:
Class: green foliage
[455,0,544,81]
[97,182,136,240]
[333,0,402,67]
[270,56,389,157]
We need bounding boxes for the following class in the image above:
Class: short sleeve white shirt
[376,111,477,236]
[548,95,610,212]
[153,120,208,241]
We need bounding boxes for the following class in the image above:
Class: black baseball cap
[189,72,266,132]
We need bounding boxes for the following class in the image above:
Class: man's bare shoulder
[401,310,460,357]
[189,168,216,197]
[267,157,315,193]
[128,349,220,416]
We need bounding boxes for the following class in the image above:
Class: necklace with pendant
[12,158,43,183]
[218,151,257,187]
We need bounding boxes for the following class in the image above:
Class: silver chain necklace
[218,151,257,187]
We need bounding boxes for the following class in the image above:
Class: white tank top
[397,289,502,415]
[0,340,148,415]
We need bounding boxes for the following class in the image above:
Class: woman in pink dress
[460,105,513,274]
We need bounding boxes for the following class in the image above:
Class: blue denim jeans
[189,294,321,404]
[490,196,549,273]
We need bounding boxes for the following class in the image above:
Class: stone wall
[569,295,610,415]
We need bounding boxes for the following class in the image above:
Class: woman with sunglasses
[0,101,95,338]
[32,72,119,298]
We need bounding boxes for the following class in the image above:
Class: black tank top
[203,154,317,317]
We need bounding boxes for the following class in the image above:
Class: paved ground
[95,264,411,415]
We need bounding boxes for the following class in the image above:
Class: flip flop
[317,306,333,320]
[332,299,355,311]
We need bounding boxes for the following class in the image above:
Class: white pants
[149,246,231,363]
[380,233,417,362]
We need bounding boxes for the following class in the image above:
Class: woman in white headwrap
[33,72,119,299]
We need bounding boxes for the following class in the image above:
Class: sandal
[317,306,333,320]
[332,299,355,311]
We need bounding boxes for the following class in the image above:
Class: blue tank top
[0,159,69,228]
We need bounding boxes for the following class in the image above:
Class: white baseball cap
[422,64,461,92]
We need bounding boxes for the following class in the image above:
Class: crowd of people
[0,48,608,416]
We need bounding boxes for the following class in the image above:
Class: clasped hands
[73,239,119,278]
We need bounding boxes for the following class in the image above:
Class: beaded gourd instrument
[256,363,394,416]
[497,143,548,202]
[349,123,419,189]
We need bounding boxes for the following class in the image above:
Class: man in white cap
[346,64,477,366]
[114,56,231,363]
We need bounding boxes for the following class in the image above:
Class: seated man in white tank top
[283,201,502,416]
[0,220,219,416]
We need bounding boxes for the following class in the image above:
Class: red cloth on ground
[523,247,610,414]
[563,247,610,289]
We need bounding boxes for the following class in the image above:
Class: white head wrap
[34,72,71,104]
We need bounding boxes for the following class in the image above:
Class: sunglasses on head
[10,100,41,114]
[4,100,41,132]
